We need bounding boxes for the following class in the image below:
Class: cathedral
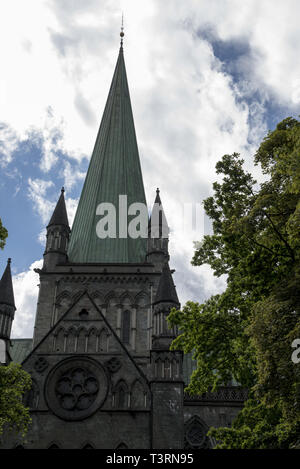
[0,33,246,449]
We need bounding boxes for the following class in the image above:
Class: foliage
[208,399,300,449]
[0,362,32,438]
[168,117,300,448]
[0,218,8,250]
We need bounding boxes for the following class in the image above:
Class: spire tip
[120,13,124,46]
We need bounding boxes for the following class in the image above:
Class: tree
[168,117,300,448]
[0,218,8,250]
[0,362,32,438]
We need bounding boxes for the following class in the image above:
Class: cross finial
[120,13,124,47]
[61,186,65,194]
[7,258,11,265]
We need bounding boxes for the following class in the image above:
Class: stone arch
[77,326,88,353]
[66,326,77,353]
[184,416,212,450]
[54,327,66,352]
[130,380,147,409]
[134,290,150,306]
[113,380,129,409]
[99,327,109,352]
[56,290,72,304]
[14,444,25,449]
[154,356,163,378]
[119,291,134,306]
[87,327,98,353]
[121,310,131,344]
[90,290,105,305]
[55,291,72,319]
[163,357,171,379]
[104,290,118,306]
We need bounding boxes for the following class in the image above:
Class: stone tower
[2,34,246,450]
[2,37,184,449]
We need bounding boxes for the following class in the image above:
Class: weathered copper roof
[67,45,147,263]
[0,259,15,309]
[10,338,33,363]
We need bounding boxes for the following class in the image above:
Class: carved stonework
[45,357,108,421]
[105,357,122,373]
[34,357,49,373]
[184,386,248,403]
[184,416,211,450]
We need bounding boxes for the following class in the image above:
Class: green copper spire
[67,43,147,263]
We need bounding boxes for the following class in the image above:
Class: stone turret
[43,188,70,270]
[147,189,169,269]
[150,262,183,448]
[0,258,16,363]
[152,262,180,349]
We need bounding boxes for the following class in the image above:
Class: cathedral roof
[0,258,16,309]
[67,44,147,263]
[47,188,69,228]
[153,263,180,306]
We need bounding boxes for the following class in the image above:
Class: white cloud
[1,0,300,337]
[11,259,43,338]
[27,178,55,224]
[62,161,85,191]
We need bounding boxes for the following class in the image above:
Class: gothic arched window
[184,416,212,449]
[121,310,131,344]
[113,381,129,409]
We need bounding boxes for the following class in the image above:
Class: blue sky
[0,0,299,338]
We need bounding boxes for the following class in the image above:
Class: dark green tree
[0,363,32,438]
[0,218,8,250]
[169,117,300,448]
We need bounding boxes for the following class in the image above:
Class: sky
[0,0,299,338]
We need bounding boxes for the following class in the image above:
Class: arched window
[113,381,129,409]
[118,387,127,408]
[184,416,212,449]
[122,310,131,344]
[130,380,147,409]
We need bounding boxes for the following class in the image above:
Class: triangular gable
[22,290,148,384]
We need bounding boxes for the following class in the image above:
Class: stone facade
[0,40,245,449]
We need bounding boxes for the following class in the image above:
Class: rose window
[55,368,99,411]
[46,357,108,421]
